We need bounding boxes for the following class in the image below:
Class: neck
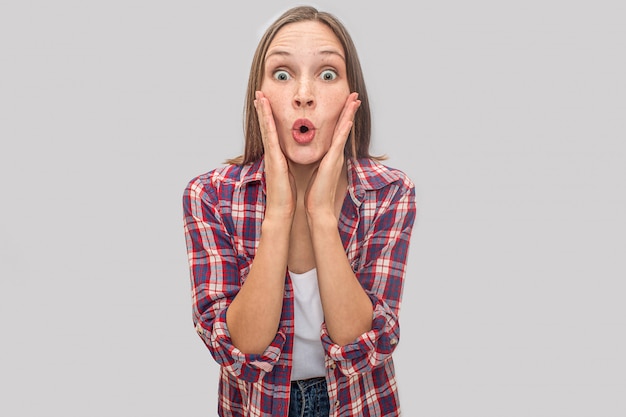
[288,161,319,193]
[288,160,349,201]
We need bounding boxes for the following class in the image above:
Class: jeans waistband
[291,376,326,390]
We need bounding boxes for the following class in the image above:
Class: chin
[287,156,321,167]
[286,150,324,167]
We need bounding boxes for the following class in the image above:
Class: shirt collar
[237,157,400,203]
[238,158,265,190]
[347,158,401,205]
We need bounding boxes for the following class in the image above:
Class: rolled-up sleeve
[321,181,416,377]
[183,175,284,382]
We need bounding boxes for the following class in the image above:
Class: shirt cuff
[197,309,287,382]
[321,303,399,376]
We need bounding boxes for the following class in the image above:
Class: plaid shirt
[183,157,416,416]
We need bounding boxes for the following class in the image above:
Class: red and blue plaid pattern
[183,158,416,416]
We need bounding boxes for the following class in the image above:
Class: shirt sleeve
[183,175,286,383]
[320,179,416,377]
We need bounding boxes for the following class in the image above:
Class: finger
[332,93,360,144]
[330,93,361,155]
[333,92,358,134]
[254,91,279,152]
[254,91,270,141]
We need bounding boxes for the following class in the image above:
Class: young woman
[183,6,416,416]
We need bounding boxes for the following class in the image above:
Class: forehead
[267,20,344,55]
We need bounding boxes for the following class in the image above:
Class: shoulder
[183,160,264,202]
[349,158,414,194]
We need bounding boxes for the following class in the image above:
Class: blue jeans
[288,377,330,417]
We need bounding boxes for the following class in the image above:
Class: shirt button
[329,363,336,370]
[335,400,340,408]
[390,337,398,345]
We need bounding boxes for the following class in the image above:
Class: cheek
[260,87,286,114]
[328,86,350,110]
[260,79,279,106]
[325,94,349,119]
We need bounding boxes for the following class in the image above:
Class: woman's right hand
[254,91,296,221]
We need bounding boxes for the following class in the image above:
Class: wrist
[261,213,293,235]
[264,204,295,222]
[306,210,338,231]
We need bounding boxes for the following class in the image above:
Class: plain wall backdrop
[1,0,624,416]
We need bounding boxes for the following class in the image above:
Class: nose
[293,79,315,109]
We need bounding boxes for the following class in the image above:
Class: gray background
[1,0,624,416]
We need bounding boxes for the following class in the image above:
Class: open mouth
[292,118,316,144]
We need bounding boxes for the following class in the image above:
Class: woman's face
[261,20,350,167]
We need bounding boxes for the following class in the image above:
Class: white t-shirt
[289,268,326,381]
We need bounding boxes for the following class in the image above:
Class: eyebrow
[265,49,345,61]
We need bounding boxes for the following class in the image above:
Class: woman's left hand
[304,92,361,221]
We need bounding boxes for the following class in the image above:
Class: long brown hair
[227,6,379,165]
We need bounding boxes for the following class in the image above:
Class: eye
[320,70,337,81]
[273,70,291,81]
